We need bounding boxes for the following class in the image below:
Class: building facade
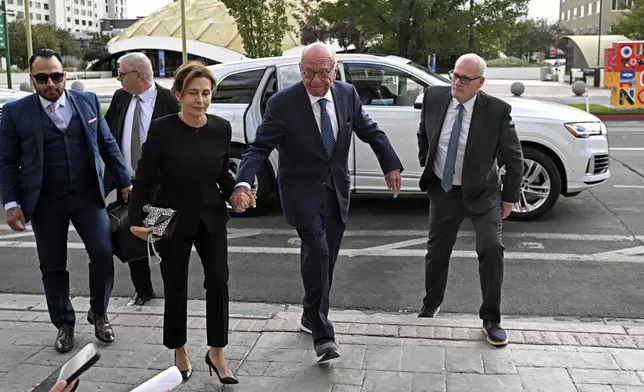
[3,0,128,33]
[559,0,633,35]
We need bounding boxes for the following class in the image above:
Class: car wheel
[227,146,275,217]
[501,146,562,221]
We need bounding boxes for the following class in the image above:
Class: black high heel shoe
[204,352,239,384]
[174,349,193,381]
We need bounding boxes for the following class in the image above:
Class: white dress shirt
[4,93,73,211]
[433,95,476,187]
[236,88,339,190]
[122,85,157,177]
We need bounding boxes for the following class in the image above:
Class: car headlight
[564,122,604,138]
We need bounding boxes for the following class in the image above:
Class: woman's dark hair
[172,61,217,96]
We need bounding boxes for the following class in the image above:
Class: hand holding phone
[49,380,79,392]
[56,343,100,383]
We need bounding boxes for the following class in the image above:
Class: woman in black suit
[129,61,246,384]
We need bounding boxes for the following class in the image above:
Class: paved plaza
[0,294,643,392]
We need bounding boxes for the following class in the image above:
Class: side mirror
[414,92,423,109]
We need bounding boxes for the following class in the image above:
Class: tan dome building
[104,0,301,77]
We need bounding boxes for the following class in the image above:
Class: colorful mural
[603,41,644,108]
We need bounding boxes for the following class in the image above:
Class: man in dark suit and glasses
[416,53,524,346]
[103,52,180,307]
[232,42,404,361]
[0,49,132,352]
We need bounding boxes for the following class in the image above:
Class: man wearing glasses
[231,42,404,361]
[0,49,132,353]
[416,53,524,346]
[103,52,179,307]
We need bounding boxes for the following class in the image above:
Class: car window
[212,68,266,104]
[276,64,302,90]
[261,71,278,116]
[344,62,427,107]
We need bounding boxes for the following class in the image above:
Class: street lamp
[180,0,187,64]
[597,0,603,67]
[24,0,33,91]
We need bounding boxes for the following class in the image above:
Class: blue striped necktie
[318,98,335,157]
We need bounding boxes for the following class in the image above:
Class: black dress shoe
[483,320,509,346]
[127,292,155,307]
[418,304,441,318]
[55,325,74,353]
[205,352,239,384]
[174,350,193,381]
[300,312,312,334]
[87,310,115,343]
[314,339,340,362]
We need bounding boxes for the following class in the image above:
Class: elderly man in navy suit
[232,42,404,361]
[0,49,132,353]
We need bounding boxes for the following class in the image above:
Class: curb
[2,294,644,350]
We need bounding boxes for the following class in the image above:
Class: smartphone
[32,343,101,391]
[57,343,100,383]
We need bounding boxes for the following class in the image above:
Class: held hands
[121,185,133,203]
[130,226,153,241]
[230,187,256,213]
[7,207,26,231]
[501,202,513,220]
[385,170,402,198]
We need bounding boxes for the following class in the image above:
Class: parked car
[0,88,32,120]
[207,54,610,220]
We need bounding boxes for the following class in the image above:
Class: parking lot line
[613,185,644,189]
[1,241,644,263]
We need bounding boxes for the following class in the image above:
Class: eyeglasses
[300,65,336,80]
[117,70,138,81]
[448,70,482,85]
[32,72,65,84]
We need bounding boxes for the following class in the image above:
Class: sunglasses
[32,72,65,84]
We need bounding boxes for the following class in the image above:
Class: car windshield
[406,61,451,85]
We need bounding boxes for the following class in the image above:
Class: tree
[612,0,644,40]
[4,18,80,69]
[81,33,111,62]
[222,0,291,58]
[293,0,530,65]
[505,18,571,60]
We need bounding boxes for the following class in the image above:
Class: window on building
[45,15,49,21]
[611,0,632,9]
[573,8,577,17]
[36,13,41,20]
[596,0,601,12]
[75,18,79,24]
[587,3,592,14]
[67,17,70,22]
[560,11,565,20]
[82,20,86,25]
[44,2,48,9]
[17,0,23,5]
[580,5,585,16]
[212,69,266,104]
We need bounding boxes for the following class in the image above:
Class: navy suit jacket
[0,90,131,222]
[236,81,404,229]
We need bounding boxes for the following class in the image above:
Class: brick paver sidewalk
[0,294,642,392]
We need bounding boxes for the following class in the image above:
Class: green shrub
[487,57,533,67]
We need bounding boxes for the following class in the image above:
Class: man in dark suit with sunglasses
[0,49,132,353]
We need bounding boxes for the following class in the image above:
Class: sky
[128,0,561,22]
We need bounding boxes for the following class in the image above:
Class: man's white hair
[456,53,487,77]
[118,52,154,82]
[300,42,336,62]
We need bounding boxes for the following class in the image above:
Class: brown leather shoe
[87,310,115,343]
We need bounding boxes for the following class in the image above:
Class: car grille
[587,154,609,175]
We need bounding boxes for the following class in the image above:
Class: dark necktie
[318,98,335,157]
[441,103,464,192]
[130,96,142,172]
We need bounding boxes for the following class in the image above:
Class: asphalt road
[0,122,643,320]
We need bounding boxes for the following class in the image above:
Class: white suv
[207,54,610,220]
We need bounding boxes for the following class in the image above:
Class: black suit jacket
[128,114,236,236]
[103,83,179,194]
[236,81,404,229]
[417,86,523,213]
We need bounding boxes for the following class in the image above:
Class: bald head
[301,42,336,63]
